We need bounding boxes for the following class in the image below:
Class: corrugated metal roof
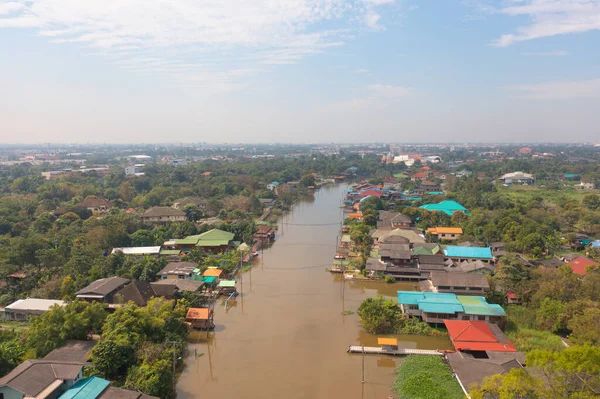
[419,200,470,216]
[218,280,236,287]
[58,376,110,399]
[5,298,65,311]
[444,246,493,259]
[457,296,506,316]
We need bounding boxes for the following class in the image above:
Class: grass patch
[497,185,589,204]
[341,310,354,315]
[394,355,464,399]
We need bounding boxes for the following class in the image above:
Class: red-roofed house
[506,290,521,305]
[411,172,429,181]
[444,320,517,352]
[568,257,598,277]
[358,189,382,199]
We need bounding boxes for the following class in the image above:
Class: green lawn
[394,355,464,399]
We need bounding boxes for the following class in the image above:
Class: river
[177,183,452,399]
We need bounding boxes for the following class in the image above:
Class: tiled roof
[44,341,96,363]
[419,200,470,216]
[142,207,186,217]
[429,271,490,289]
[444,320,517,352]
[186,308,212,320]
[76,277,130,297]
[567,256,598,276]
[0,360,84,397]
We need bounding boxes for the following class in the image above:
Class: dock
[347,345,444,356]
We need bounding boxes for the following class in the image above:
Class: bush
[394,356,464,399]
[384,276,396,284]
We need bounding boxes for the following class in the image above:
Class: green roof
[420,200,470,216]
[203,276,217,283]
[174,237,201,245]
[412,246,439,256]
[333,260,349,266]
[191,229,235,247]
[58,377,110,399]
[218,280,236,287]
[457,296,506,316]
[341,234,352,243]
[159,249,182,255]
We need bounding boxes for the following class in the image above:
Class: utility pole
[166,340,182,392]
[361,345,365,383]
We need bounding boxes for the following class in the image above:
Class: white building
[3,298,66,321]
[500,171,535,185]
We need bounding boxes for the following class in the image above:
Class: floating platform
[347,346,444,356]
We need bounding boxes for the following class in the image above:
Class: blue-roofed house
[267,181,280,191]
[444,246,494,263]
[419,200,470,216]
[58,376,158,399]
[397,291,506,326]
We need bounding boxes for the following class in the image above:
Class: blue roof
[271,181,280,186]
[564,174,579,178]
[398,291,464,314]
[58,377,110,399]
[419,200,470,216]
[444,246,493,259]
[398,291,506,317]
[589,241,600,248]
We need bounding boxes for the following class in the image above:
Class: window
[478,316,486,321]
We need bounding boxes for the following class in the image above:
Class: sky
[0,0,600,144]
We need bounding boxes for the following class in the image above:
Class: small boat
[253,251,260,257]
[344,274,354,280]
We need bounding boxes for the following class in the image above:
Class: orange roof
[427,227,463,235]
[444,320,516,352]
[378,338,398,346]
[202,268,223,277]
[347,213,363,219]
[202,171,212,176]
[186,308,212,320]
[568,257,598,277]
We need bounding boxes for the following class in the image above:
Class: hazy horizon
[1,0,600,144]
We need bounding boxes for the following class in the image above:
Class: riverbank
[176,184,451,399]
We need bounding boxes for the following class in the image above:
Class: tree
[182,204,202,221]
[582,194,600,210]
[131,230,156,247]
[357,296,403,334]
[536,298,565,333]
[493,255,529,291]
[568,307,600,345]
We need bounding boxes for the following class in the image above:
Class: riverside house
[427,227,463,241]
[397,291,506,326]
[419,271,490,296]
[141,206,187,224]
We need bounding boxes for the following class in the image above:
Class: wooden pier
[347,345,444,356]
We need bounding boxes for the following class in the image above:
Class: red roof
[444,320,517,352]
[411,172,428,179]
[568,257,598,276]
[358,189,382,198]
[506,290,519,300]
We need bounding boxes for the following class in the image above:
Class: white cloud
[503,78,600,100]
[355,68,370,73]
[521,50,568,56]
[367,83,413,97]
[0,0,398,91]
[0,2,23,15]
[492,0,600,47]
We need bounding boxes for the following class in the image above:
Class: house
[3,298,65,321]
[412,243,443,256]
[417,254,448,277]
[0,358,86,399]
[379,243,412,265]
[113,280,159,307]
[151,279,204,293]
[366,258,387,276]
[420,200,470,216]
[419,271,489,295]
[411,172,429,181]
[80,197,112,213]
[506,290,521,305]
[420,181,440,191]
[259,198,277,208]
[500,171,535,185]
[455,170,472,178]
[377,211,412,229]
[451,260,495,275]
[57,376,159,399]
[444,246,494,263]
[267,181,280,191]
[185,308,214,330]
[158,261,198,279]
[254,225,276,241]
[490,242,506,257]
[44,340,96,362]
[373,228,426,244]
[75,277,130,302]
[427,227,463,241]
[193,229,235,253]
[443,320,524,394]
[140,207,187,224]
[398,291,506,326]
[111,246,161,257]
[218,280,237,295]
[576,179,595,190]
[567,256,598,277]
[172,197,208,211]
[202,268,223,284]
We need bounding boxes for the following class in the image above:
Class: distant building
[420,200,470,216]
[500,171,535,185]
[576,179,595,190]
[141,206,187,224]
[75,277,130,302]
[444,246,494,263]
[427,227,463,241]
[111,246,161,256]
[419,271,489,295]
[81,197,112,213]
[566,256,598,277]
[3,298,65,321]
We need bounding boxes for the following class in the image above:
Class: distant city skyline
[1,0,599,143]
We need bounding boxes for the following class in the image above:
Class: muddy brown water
[177,184,452,399]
